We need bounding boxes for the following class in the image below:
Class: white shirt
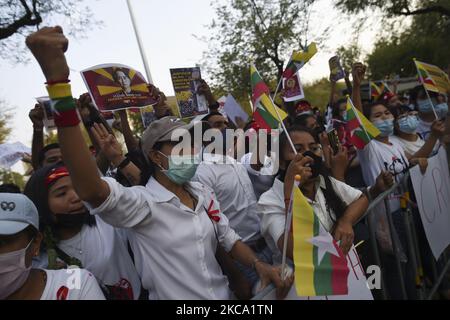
[40,269,105,300]
[416,118,432,140]
[194,153,261,242]
[390,135,425,158]
[357,138,409,212]
[257,177,363,264]
[240,153,277,199]
[88,177,241,300]
[57,218,141,300]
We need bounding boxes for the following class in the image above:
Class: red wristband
[45,79,71,85]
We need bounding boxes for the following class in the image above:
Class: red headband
[45,166,70,186]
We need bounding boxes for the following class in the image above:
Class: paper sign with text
[410,147,450,259]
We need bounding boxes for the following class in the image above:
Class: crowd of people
[0,26,449,300]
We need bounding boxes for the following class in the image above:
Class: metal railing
[252,171,450,300]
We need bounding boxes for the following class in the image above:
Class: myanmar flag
[250,64,270,104]
[345,97,380,149]
[283,42,318,78]
[292,185,349,296]
[253,93,288,130]
[414,59,450,94]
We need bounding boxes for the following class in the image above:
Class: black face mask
[54,211,90,229]
[302,150,323,178]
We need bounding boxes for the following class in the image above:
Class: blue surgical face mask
[398,115,419,134]
[373,119,394,137]
[435,103,448,119]
[158,152,200,185]
[417,99,434,113]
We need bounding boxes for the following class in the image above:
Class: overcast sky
[0,0,382,156]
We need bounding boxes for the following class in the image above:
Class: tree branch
[392,5,450,17]
[0,0,42,40]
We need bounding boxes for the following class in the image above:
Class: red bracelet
[45,79,71,85]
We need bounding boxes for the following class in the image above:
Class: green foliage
[203,0,323,106]
[0,169,25,191]
[303,77,347,111]
[366,12,450,79]
[335,0,450,19]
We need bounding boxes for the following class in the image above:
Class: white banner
[0,142,31,169]
[410,147,450,259]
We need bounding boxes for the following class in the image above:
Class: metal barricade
[252,170,450,300]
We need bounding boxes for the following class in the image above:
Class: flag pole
[126,0,154,84]
[280,175,301,280]
[413,58,438,119]
[270,93,297,154]
[253,64,297,154]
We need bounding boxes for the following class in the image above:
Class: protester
[24,26,293,300]
[23,163,142,300]
[390,104,445,159]
[0,193,105,300]
[410,85,448,139]
[258,126,368,265]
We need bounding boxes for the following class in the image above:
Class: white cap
[0,193,39,235]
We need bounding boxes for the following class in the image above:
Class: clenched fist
[25,26,70,82]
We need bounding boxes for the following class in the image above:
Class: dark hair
[293,114,315,127]
[203,111,225,122]
[409,85,440,103]
[331,98,347,120]
[38,143,60,166]
[280,126,348,221]
[0,183,21,193]
[23,162,95,235]
[362,101,390,119]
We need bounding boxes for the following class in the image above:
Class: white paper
[0,142,31,169]
[410,147,450,259]
[36,96,56,132]
[223,94,249,126]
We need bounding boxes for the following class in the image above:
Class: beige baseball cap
[141,117,195,157]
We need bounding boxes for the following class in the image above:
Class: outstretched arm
[26,26,109,207]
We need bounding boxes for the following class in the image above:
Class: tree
[0,100,12,144]
[335,0,450,19]
[366,12,450,79]
[202,0,327,107]
[0,0,101,62]
[303,77,346,111]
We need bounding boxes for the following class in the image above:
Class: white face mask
[0,239,33,299]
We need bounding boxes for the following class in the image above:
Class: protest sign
[170,67,208,118]
[140,105,157,129]
[282,72,304,102]
[223,94,249,126]
[329,56,345,82]
[410,147,450,259]
[81,63,157,112]
[256,246,373,300]
[36,96,56,132]
[0,142,31,169]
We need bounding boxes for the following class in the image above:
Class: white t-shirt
[35,218,141,300]
[194,153,261,242]
[416,118,433,140]
[87,177,241,300]
[58,217,141,299]
[357,138,409,212]
[257,176,363,264]
[240,153,277,199]
[40,269,105,300]
[390,135,425,158]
